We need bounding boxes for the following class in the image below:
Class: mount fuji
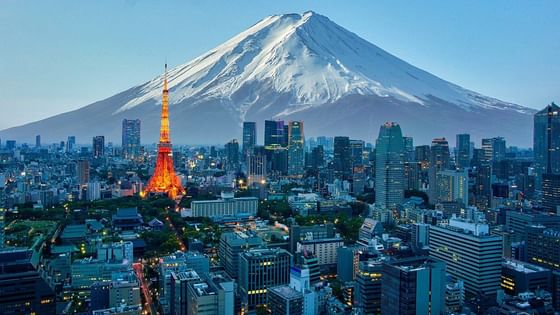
[0,11,535,146]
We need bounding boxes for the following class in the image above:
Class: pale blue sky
[1,0,559,129]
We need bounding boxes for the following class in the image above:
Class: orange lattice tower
[143,64,186,199]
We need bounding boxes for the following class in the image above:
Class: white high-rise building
[289,267,316,315]
[435,169,469,206]
[429,217,502,297]
[87,181,101,201]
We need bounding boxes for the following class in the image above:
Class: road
[133,262,157,315]
[165,204,187,251]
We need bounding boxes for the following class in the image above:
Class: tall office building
[93,136,105,158]
[542,173,560,213]
[0,249,56,314]
[456,134,471,169]
[289,224,336,254]
[218,232,264,279]
[122,119,141,159]
[247,146,267,186]
[310,145,325,170]
[492,137,506,161]
[381,257,446,315]
[267,286,304,315]
[415,145,431,167]
[404,161,422,190]
[534,103,560,189]
[350,139,365,167]
[242,122,257,156]
[435,169,469,206]
[403,136,414,162]
[287,121,305,177]
[76,159,90,185]
[482,137,506,162]
[170,269,201,315]
[67,135,76,152]
[354,260,383,315]
[265,120,285,147]
[429,217,502,298]
[505,210,560,242]
[238,248,292,310]
[375,122,405,208]
[225,139,240,171]
[337,245,362,283]
[501,259,552,297]
[35,135,41,148]
[428,138,450,203]
[526,225,560,270]
[185,272,234,315]
[289,267,316,315]
[333,136,352,180]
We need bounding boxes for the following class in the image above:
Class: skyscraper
[144,64,185,199]
[239,248,292,310]
[534,102,560,189]
[428,138,450,203]
[435,169,469,207]
[355,260,383,315]
[247,146,267,186]
[67,136,76,152]
[402,136,414,162]
[288,121,305,177]
[264,120,285,147]
[219,232,264,279]
[76,159,90,185]
[93,136,105,158]
[0,249,56,314]
[350,139,365,168]
[375,122,405,208]
[429,217,502,299]
[35,135,41,148]
[381,257,446,315]
[456,134,471,169]
[526,225,560,270]
[333,136,352,180]
[225,139,240,172]
[542,174,560,213]
[482,137,506,162]
[122,119,141,160]
[242,121,257,156]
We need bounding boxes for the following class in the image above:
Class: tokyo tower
[143,64,186,199]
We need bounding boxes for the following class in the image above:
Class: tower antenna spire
[143,60,185,199]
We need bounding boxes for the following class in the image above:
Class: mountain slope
[0,11,535,146]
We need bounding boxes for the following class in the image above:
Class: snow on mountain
[0,11,535,146]
[119,11,529,117]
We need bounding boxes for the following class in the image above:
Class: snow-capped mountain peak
[0,11,535,146]
[117,11,529,119]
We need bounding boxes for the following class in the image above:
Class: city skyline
[1,3,560,314]
[1,1,560,130]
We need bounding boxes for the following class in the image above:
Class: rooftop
[61,224,87,239]
[114,207,140,218]
[269,285,303,300]
[503,259,549,274]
